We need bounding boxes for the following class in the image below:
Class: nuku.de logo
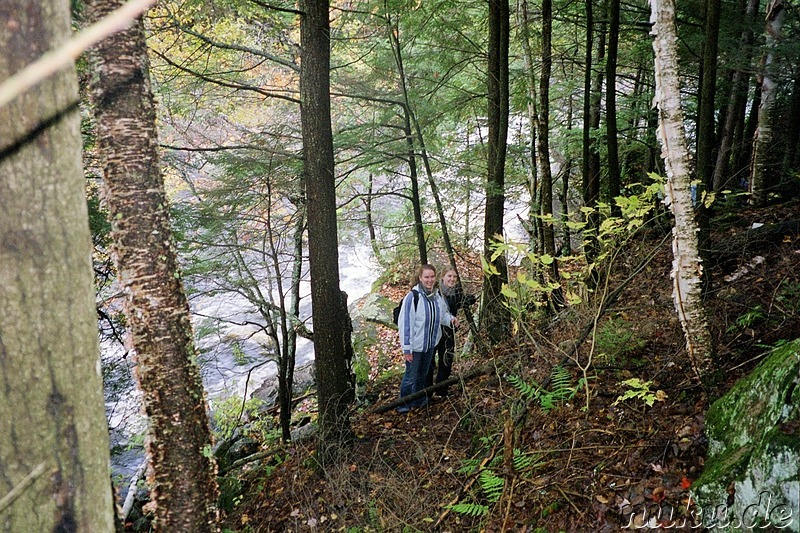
[621,490,794,529]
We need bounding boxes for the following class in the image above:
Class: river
[104,242,379,493]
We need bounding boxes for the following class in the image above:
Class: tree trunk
[85,1,219,528]
[0,3,116,530]
[518,0,541,254]
[538,0,564,309]
[750,0,786,207]
[605,0,621,213]
[784,71,800,173]
[481,0,511,344]
[583,0,605,270]
[387,16,428,264]
[364,173,385,266]
[697,0,721,191]
[737,81,762,181]
[300,0,355,451]
[712,0,759,191]
[650,0,715,385]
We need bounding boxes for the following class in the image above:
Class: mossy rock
[349,293,397,388]
[692,340,800,531]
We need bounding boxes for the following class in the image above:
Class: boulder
[692,339,800,531]
[351,292,396,328]
[251,362,316,407]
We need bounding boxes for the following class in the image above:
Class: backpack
[392,289,419,325]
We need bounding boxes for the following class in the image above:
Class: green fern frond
[507,374,541,400]
[512,449,537,472]
[549,365,573,400]
[457,457,482,475]
[479,469,505,503]
[447,502,489,517]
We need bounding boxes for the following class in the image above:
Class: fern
[507,367,579,413]
[479,469,505,503]
[447,502,489,517]
[549,365,573,401]
[507,374,541,400]
[457,457,482,475]
[512,448,538,473]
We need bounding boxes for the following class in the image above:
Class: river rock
[251,361,316,407]
[351,292,395,327]
[692,339,800,531]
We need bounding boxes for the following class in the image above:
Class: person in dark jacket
[426,266,475,396]
[396,264,458,412]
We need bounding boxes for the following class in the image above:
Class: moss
[693,340,800,531]
[704,340,800,454]
[693,444,752,496]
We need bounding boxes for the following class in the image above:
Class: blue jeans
[399,348,434,409]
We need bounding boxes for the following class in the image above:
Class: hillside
[212,199,800,532]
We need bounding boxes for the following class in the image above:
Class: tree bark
[712,0,759,191]
[85,1,219,529]
[0,1,115,530]
[605,0,621,213]
[650,0,715,385]
[387,16,428,264]
[518,0,541,254]
[750,0,786,207]
[583,0,605,270]
[300,0,355,451]
[538,0,564,309]
[481,0,511,344]
[697,0,721,191]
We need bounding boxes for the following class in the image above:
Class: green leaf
[501,285,518,299]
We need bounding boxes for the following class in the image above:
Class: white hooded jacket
[397,283,454,354]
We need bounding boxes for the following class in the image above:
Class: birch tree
[750,0,786,207]
[650,0,715,385]
[84,0,218,528]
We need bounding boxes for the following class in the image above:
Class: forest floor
[218,198,800,532]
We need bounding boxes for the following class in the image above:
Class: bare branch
[0,0,156,109]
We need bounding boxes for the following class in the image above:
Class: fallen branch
[367,363,495,415]
[120,459,147,521]
[218,444,284,475]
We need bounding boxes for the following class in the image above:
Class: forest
[1,0,799,531]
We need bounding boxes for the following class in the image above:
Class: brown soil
[219,199,800,532]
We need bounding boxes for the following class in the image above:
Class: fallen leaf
[680,476,692,490]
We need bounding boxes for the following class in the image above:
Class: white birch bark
[750,0,786,207]
[650,0,715,383]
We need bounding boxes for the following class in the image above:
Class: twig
[556,485,584,516]
[0,462,46,514]
[0,0,157,109]
[501,476,517,532]
[512,233,669,430]
[368,363,494,414]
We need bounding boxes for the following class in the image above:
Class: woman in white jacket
[396,264,458,412]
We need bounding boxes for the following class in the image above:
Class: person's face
[442,271,458,288]
[419,268,436,290]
